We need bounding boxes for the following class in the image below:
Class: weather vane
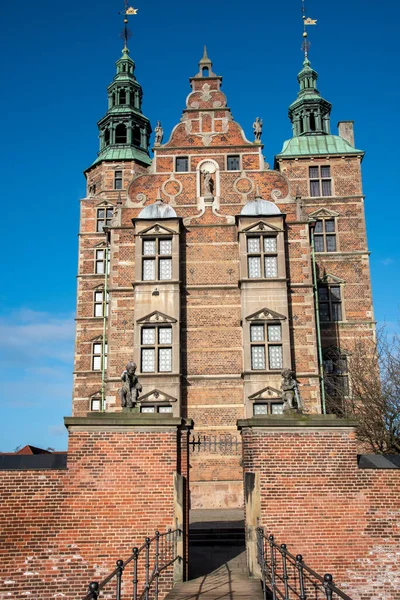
[119,0,138,50]
[301,0,317,59]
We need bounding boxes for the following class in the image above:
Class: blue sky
[1,0,399,451]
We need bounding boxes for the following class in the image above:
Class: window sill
[243,370,284,375]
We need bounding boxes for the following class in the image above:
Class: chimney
[337,121,355,147]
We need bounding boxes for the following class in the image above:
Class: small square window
[141,406,155,413]
[158,347,172,372]
[271,403,284,415]
[91,398,101,411]
[176,157,189,172]
[326,236,337,252]
[264,256,278,278]
[247,238,260,253]
[159,258,172,280]
[143,240,156,255]
[269,345,283,370]
[142,348,155,372]
[158,405,173,414]
[142,327,156,345]
[267,325,281,342]
[253,403,268,415]
[325,219,335,233]
[143,259,156,280]
[309,166,319,179]
[159,327,172,345]
[227,155,240,171]
[114,170,123,190]
[321,166,331,178]
[159,239,172,255]
[250,324,265,342]
[248,256,261,278]
[264,237,277,253]
[251,345,266,370]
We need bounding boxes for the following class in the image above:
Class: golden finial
[119,1,139,50]
[301,0,317,59]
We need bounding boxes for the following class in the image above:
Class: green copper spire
[92,38,152,166]
[288,57,332,137]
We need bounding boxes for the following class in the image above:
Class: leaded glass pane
[314,220,323,233]
[310,180,320,197]
[264,256,277,278]
[93,343,101,354]
[322,179,332,196]
[94,303,103,317]
[91,398,101,411]
[318,287,329,302]
[159,239,172,255]
[332,303,342,321]
[96,261,104,274]
[93,356,101,370]
[159,327,172,345]
[264,237,277,253]
[326,235,336,252]
[325,219,335,233]
[141,406,155,413]
[321,166,331,178]
[319,303,330,321]
[106,208,113,218]
[253,404,268,415]
[267,325,281,342]
[271,403,284,415]
[96,250,104,260]
[269,345,283,370]
[309,166,319,178]
[95,292,103,302]
[247,237,260,253]
[142,327,155,345]
[159,258,172,280]
[250,324,264,342]
[97,220,105,232]
[142,348,155,372]
[159,405,173,413]
[97,209,105,219]
[314,235,324,252]
[248,257,261,278]
[324,359,334,374]
[143,259,155,280]
[143,240,156,255]
[330,286,341,301]
[251,345,265,370]
[159,348,172,372]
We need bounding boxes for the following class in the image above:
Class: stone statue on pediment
[154,121,164,145]
[253,117,263,142]
[120,361,142,408]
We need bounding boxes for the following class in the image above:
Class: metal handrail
[257,528,353,600]
[82,528,182,600]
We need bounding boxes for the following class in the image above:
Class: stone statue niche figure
[281,368,302,413]
[120,361,142,408]
[202,169,214,197]
[253,117,263,142]
[154,121,164,145]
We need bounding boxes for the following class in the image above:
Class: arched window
[202,67,209,77]
[104,129,110,146]
[115,124,127,144]
[119,89,126,105]
[132,126,141,147]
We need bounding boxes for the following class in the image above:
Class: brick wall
[241,420,400,600]
[0,419,188,599]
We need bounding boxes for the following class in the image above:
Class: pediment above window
[323,345,351,358]
[89,389,102,398]
[320,273,345,284]
[309,208,339,219]
[95,200,115,208]
[94,240,107,249]
[90,334,105,342]
[140,223,176,236]
[242,220,282,234]
[140,389,177,404]
[137,310,177,324]
[249,386,282,401]
[246,307,286,322]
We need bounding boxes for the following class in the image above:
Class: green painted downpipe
[101,244,109,412]
[310,225,326,414]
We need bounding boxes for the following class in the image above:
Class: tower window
[250,323,283,371]
[115,124,127,144]
[141,326,172,373]
[104,129,110,146]
[96,207,113,232]
[324,349,350,412]
[309,113,316,131]
[132,126,141,146]
[227,155,240,171]
[247,235,278,279]
[176,157,189,172]
[119,89,126,104]
[202,67,209,77]
[114,170,123,190]
[142,237,172,281]
[94,290,109,318]
[95,249,110,275]
[314,219,336,252]
[309,166,332,196]
[92,341,108,371]
[318,285,342,322]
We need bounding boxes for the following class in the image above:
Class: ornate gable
[249,386,282,401]
[140,389,177,404]
[136,311,177,324]
[242,220,283,234]
[309,208,340,219]
[246,307,286,322]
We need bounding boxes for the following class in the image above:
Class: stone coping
[237,414,358,429]
[64,414,193,429]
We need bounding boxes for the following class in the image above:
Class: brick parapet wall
[0,418,189,599]
[240,419,400,599]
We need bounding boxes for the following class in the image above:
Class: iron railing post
[115,559,123,600]
[257,528,267,600]
[145,537,151,600]
[296,554,307,600]
[281,544,289,600]
[88,582,99,599]
[154,531,160,600]
[132,547,139,600]
[324,574,334,600]
[269,535,277,600]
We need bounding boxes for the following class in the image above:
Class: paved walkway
[164,563,264,600]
